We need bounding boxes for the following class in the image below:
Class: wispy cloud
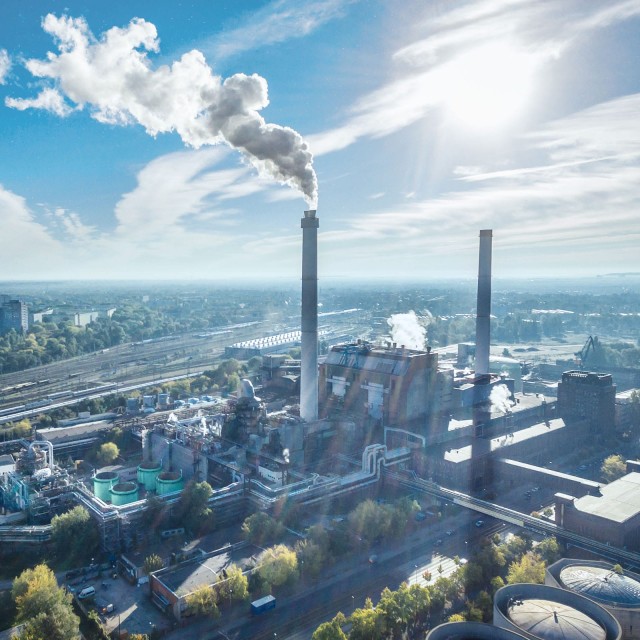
[309,0,640,156]
[315,93,640,275]
[207,0,357,62]
[0,49,10,84]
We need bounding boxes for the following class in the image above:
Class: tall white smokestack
[301,209,319,421]
[475,229,493,376]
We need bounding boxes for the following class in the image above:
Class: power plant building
[318,342,440,426]
[555,467,640,551]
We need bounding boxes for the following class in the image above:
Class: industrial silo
[428,621,527,639]
[93,471,119,502]
[156,470,183,495]
[110,481,139,506]
[494,583,622,640]
[547,559,640,640]
[137,460,162,491]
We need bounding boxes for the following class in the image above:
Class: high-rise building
[557,370,616,434]
[0,297,29,335]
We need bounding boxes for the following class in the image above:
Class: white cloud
[0,185,73,278]
[309,1,640,156]
[208,0,357,61]
[5,87,73,116]
[7,14,317,205]
[0,49,10,84]
[314,93,640,276]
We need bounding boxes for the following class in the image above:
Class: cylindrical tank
[137,461,162,491]
[126,397,139,412]
[428,622,528,640]
[93,471,119,502]
[158,393,169,406]
[143,395,155,408]
[494,584,622,640]
[156,470,183,495]
[110,481,139,506]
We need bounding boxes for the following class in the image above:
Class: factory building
[557,371,616,436]
[494,583,622,640]
[546,558,640,639]
[318,342,440,427]
[555,465,640,551]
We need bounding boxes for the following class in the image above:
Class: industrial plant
[1,215,640,638]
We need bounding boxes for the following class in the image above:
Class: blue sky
[1,0,639,281]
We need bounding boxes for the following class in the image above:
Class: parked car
[475,519,484,528]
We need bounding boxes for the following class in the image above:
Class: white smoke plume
[387,310,429,351]
[490,384,512,414]
[6,14,318,206]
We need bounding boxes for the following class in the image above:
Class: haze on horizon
[1,0,639,282]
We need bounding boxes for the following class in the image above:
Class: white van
[78,586,96,600]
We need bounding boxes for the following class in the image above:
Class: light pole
[414,564,419,584]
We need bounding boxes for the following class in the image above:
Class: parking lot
[69,568,171,637]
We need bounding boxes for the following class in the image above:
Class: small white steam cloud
[387,310,430,350]
[0,49,10,84]
[6,14,317,206]
[490,384,512,414]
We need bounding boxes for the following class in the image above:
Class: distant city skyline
[1,0,639,281]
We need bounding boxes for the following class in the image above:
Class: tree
[12,565,79,639]
[535,537,560,564]
[295,540,325,578]
[258,544,298,587]
[242,512,285,546]
[506,552,545,584]
[96,442,119,465]
[143,554,164,575]
[311,613,347,640]
[174,480,214,535]
[216,564,248,603]
[601,454,626,483]
[348,500,393,545]
[349,600,384,640]
[184,585,219,618]
[50,506,99,564]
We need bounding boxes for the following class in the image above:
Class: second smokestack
[300,209,319,421]
[475,229,492,376]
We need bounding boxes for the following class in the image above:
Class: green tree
[348,500,393,545]
[174,480,214,535]
[258,544,298,587]
[15,602,80,640]
[506,552,545,584]
[50,506,99,564]
[12,565,79,639]
[143,554,164,574]
[311,613,347,640]
[241,512,285,546]
[184,585,219,618]
[535,537,560,564]
[216,564,248,604]
[96,442,119,466]
[601,454,626,483]
[295,540,326,578]
[349,599,384,640]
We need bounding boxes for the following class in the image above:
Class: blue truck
[251,595,276,615]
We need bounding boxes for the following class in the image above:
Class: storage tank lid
[560,565,640,606]
[507,598,606,640]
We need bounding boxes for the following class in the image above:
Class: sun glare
[440,42,535,129]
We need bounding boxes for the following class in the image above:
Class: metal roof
[574,472,640,523]
[508,598,606,640]
[560,565,640,607]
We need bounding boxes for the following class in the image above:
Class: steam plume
[6,14,317,206]
[387,310,429,350]
[489,384,512,414]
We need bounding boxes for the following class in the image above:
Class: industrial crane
[575,335,600,369]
